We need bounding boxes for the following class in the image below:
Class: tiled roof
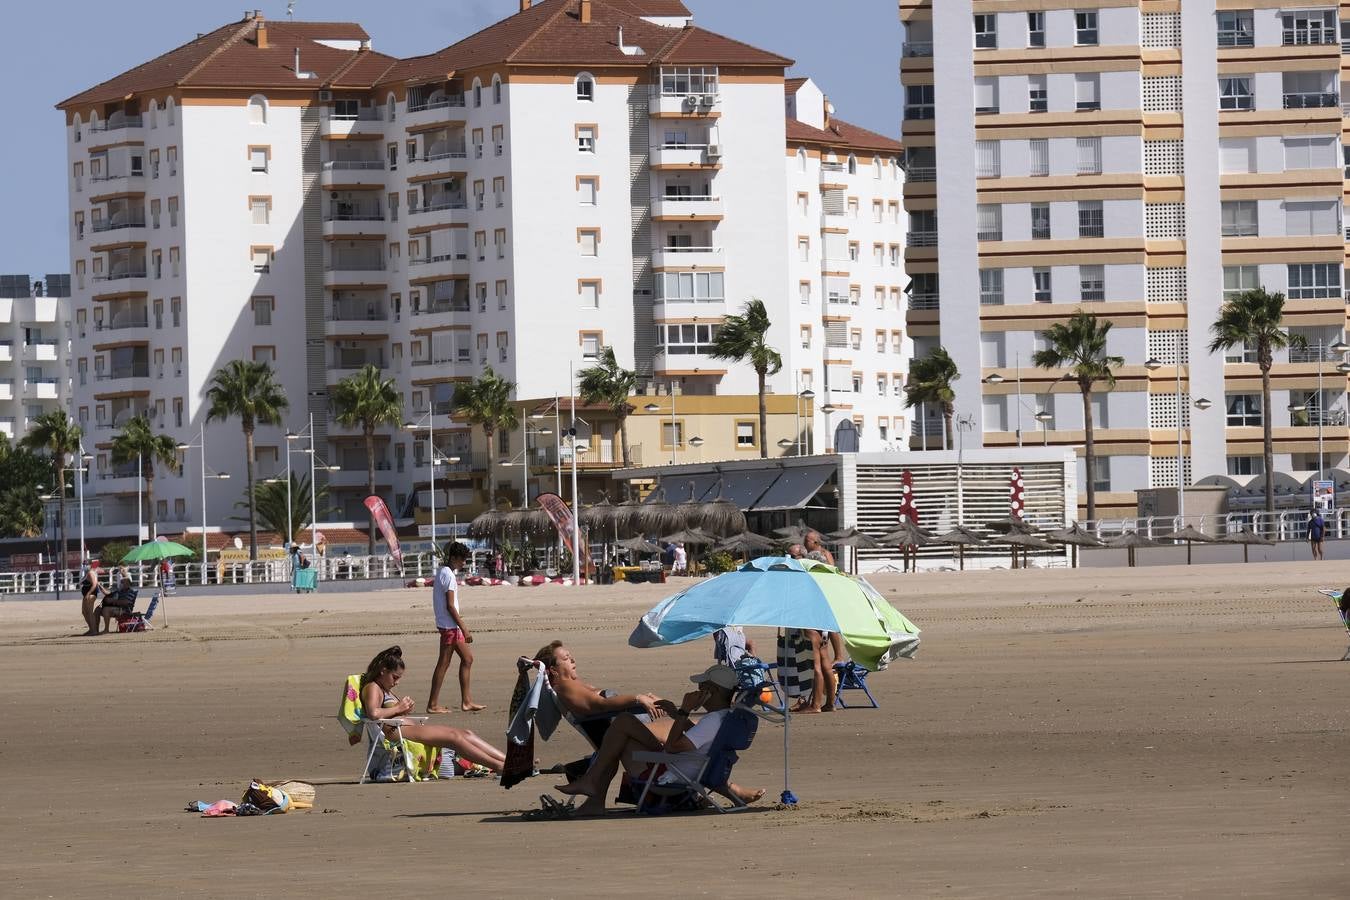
[57,16,391,109]
[786,116,903,154]
[785,76,809,94]
[606,0,692,15]
[654,26,792,66]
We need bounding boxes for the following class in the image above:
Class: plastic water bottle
[438,750,457,778]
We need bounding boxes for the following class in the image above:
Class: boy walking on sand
[427,542,486,714]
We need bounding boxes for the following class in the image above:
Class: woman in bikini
[360,646,507,772]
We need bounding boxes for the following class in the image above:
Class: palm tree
[903,347,960,449]
[232,472,328,545]
[1032,311,1123,521]
[332,364,403,555]
[0,485,44,539]
[205,360,289,560]
[1209,287,1297,514]
[110,415,180,540]
[452,366,519,509]
[578,347,637,468]
[23,412,82,566]
[709,298,782,458]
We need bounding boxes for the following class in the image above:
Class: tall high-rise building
[58,0,906,538]
[902,1,1348,517]
[0,274,70,442]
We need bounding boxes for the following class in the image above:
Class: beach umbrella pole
[780,706,796,806]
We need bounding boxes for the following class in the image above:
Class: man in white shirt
[426,542,486,714]
[556,663,764,814]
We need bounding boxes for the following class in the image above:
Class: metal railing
[323,159,385,171]
[409,253,469,266]
[412,298,470,315]
[95,316,149,331]
[905,165,936,182]
[407,95,466,112]
[902,41,933,56]
[1216,31,1255,48]
[90,115,143,131]
[907,293,940,310]
[657,246,723,254]
[654,194,720,203]
[409,199,468,214]
[906,230,938,247]
[327,107,383,121]
[1283,92,1339,109]
[90,172,144,182]
[324,206,384,222]
[91,218,146,233]
[96,366,150,380]
[93,271,148,282]
[327,308,388,322]
[324,259,386,272]
[415,149,468,161]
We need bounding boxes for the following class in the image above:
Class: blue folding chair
[630,707,759,814]
[832,660,878,709]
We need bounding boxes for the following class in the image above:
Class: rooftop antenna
[287,1,295,19]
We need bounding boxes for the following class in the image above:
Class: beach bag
[241,780,292,814]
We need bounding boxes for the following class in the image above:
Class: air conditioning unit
[319,90,333,102]
[701,94,717,107]
[705,144,722,159]
[683,95,698,109]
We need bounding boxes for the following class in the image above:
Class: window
[974,77,999,115]
[977,204,1002,241]
[496,280,508,310]
[662,421,684,449]
[1223,265,1260,300]
[980,332,1006,366]
[736,422,756,448]
[1226,394,1263,426]
[577,126,595,153]
[1282,10,1336,45]
[1028,75,1047,113]
[1076,137,1102,174]
[578,229,599,256]
[491,125,504,156]
[850,329,862,351]
[974,14,997,48]
[493,77,503,104]
[1075,74,1100,111]
[659,271,724,302]
[252,346,276,363]
[579,333,601,358]
[975,140,1000,177]
[660,66,719,96]
[1285,201,1338,236]
[872,200,883,223]
[1080,265,1105,301]
[979,268,1004,306]
[1284,136,1337,170]
[252,248,271,273]
[1220,137,1256,173]
[1075,10,1099,45]
[1029,138,1049,176]
[1287,263,1340,298]
[252,296,273,326]
[476,282,488,312]
[1227,456,1265,476]
[872,243,884,265]
[248,94,267,124]
[799,282,810,305]
[1092,457,1111,493]
[1283,71,1337,108]
[1033,267,1052,302]
[577,176,597,205]
[250,197,269,225]
[905,84,935,120]
[875,331,886,352]
[1031,203,1051,240]
[473,81,482,107]
[1078,200,1104,238]
[579,281,600,309]
[1221,201,1258,237]
[847,155,858,175]
[493,176,505,208]
[798,237,810,261]
[656,323,720,355]
[800,326,811,348]
[168,197,179,227]
[1217,10,1254,47]
[1219,77,1254,110]
[1027,11,1045,47]
[249,147,269,172]
[1345,145,1350,179]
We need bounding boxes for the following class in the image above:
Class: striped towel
[776,629,815,700]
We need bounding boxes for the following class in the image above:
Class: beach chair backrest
[338,674,366,745]
[699,708,757,789]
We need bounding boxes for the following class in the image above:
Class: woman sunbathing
[360,646,507,772]
[531,641,675,741]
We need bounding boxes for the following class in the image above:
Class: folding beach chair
[337,675,440,783]
[630,706,759,814]
[832,660,879,709]
[1316,589,1350,660]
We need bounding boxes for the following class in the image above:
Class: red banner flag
[363,495,403,566]
[1009,468,1025,519]
[536,492,591,577]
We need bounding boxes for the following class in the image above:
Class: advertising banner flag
[537,492,591,575]
[363,495,403,566]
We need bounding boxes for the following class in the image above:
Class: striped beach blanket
[776,629,815,700]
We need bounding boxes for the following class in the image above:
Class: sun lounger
[337,674,441,783]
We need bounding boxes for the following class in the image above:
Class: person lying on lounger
[360,646,507,772]
[555,663,765,815]
[533,641,671,737]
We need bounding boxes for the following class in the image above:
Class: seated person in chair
[533,641,669,744]
[96,577,137,634]
[360,646,507,772]
[556,664,764,815]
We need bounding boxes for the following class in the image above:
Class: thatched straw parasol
[933,525,985,571]
[523,507,553,536]
[826,526,881,549]
[616,535,661,555]
[986,516,1038,535]
[714,531,778,557]
[613,497,645,537]
[467,509,504,539]
[580,497,616,530]
[1220,526,1275,563]
[1103,530,1160,567]
[698,492,747,537]
[639,488,685,535]
[1045,523,1103,568]
[661,527,718,546]
[773,523,811,545]
[1155,524,1217,565]
[1001,530,1054,569]
[881,519,934,573]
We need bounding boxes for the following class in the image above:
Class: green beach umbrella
[121,540,195,563]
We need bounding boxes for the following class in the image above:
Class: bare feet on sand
[426,705,453,714]
[728,785,766,804]
[461,702,487,712]
[555,778,599,799]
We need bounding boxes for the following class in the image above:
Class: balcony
[904,165,936,183]
[902,41,933,57]
[90,216,146,236]
[908,293,940,311]
[0,379,12,401]
[411,294,471,325]
[652,245,723,269]
[1283,92,1339,109]
[328,351,386,375]
[407,251,470,280]
[23,340,58,362]
[320,106,384,137]
[649,91,721,118]
[95,365,150,387]
[651,194,723,220]
[327,464,393,488]
[89,114,143,135]
[406,149,468,181]
[92,270,149,294]
[649,143,720,167]
[88,171,145,189]
[321,159,385,187]
[0,341,11,362]
[326,300,388,337]
[906,230,938,247]
[94,313,149,334]
[25,377,59,401]
[324,257,386,288]
[403,94,467,131]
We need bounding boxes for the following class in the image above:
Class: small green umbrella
[120,540,196,627]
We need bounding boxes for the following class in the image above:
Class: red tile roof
[786,116,903,154]
[606,0,692,16]
[785,76,809,94]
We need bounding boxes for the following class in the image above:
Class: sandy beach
[1,562,1345,898]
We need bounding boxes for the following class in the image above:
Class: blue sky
[0,0,899,276]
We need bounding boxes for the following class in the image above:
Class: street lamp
[1317,339,1350,474]
[176,425,229,584]
[820,403,837,452]
[522,420,554,503]
[688,435,705,461]
[404,412,459,548]
[983,359,1029,447]
[73,444,93,566]
[1034,409,1053,446]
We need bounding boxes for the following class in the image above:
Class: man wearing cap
[556,663,764,814]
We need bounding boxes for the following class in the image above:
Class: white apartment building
[902,1,1350,517]
[58,0,906,535]
[0,275,70,442]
